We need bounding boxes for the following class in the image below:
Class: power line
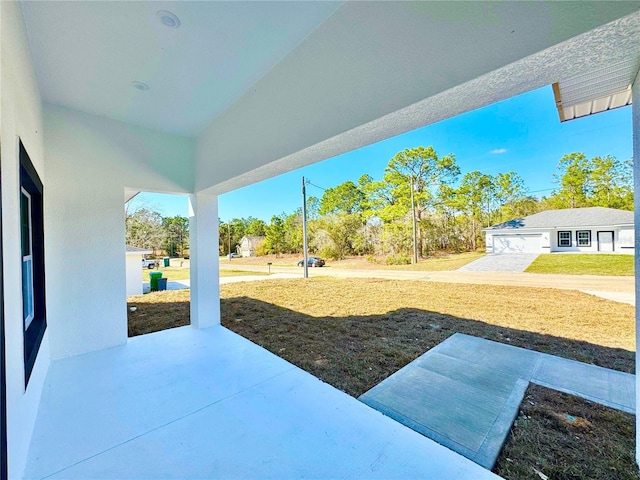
[305,180,326,191]
[528,187,555,194]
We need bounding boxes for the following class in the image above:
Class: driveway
[457,253,539,273]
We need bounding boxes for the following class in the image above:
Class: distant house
[484,207,634,254]
[238,236,265,257]
[125,245,153,295]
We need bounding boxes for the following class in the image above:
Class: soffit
[553,59,638,121]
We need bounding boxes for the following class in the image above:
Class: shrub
[319,245,341,260]
[386,254,411,265]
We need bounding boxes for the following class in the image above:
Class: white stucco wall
[487,228,633,254]
[0,2,51,478]
[549,228,633,253]
[632,68,640,466]
[125,254,144,296]
[43,105,196,360]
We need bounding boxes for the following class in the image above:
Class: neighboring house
[484,207,634,254]
[2,2,640,479]
[238,236,264,257]
[125,246,152,296]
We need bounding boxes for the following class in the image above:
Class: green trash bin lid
[149,272,163,279]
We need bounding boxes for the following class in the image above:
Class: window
[577,230,591,247]
[19,141,46,386]
[558,231,571,247]
[21,188,34,329]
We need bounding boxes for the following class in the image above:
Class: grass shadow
[220,297,634,397]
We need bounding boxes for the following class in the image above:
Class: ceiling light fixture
[131,81,150,91]
[157,10,181,28]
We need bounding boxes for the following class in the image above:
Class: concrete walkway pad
[359,333,635,469]
[457,253,539,272]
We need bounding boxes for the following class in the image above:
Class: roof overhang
[552,58,638,121]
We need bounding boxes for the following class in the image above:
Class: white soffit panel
[553,58,638,121]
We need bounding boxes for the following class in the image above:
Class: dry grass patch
[127,290,190,337]
[217,278,635,396]
[220,270,271,277]
[494,384,638,480]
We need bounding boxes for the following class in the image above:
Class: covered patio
[2,1,640,478]
[24,325,498,479]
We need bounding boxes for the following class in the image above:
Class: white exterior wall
[125,254,144,296]
[488,227,633,254]
[43,105,195,359]
[549,228,633,253]
[632,68,640,466]
[0,3,51,478]
[618,226,635,254]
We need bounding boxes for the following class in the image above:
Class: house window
[21,188,34,329]
[19,141,46,386]
[577,230,591,247]
[558,231,571,247]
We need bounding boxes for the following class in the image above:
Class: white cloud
[489,148,507,154]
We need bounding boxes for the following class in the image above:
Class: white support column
[189,193,221,329]
[633,70,640,467]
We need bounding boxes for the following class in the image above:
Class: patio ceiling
[21,2,640,194]
[22,2,639,138]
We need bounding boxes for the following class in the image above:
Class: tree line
[220,147,633,263]
[125,206,189,257]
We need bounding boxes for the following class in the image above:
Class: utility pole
[227,221,232,259]
[302,177,309,278]
[410,175,418,265]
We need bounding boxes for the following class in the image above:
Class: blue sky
[131,86,632,221]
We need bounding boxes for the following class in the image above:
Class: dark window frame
[19,141,46,387]
[576,230,591,247]
[1,136,8,479]
[557,231,572,247]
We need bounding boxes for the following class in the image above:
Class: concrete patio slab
[359,333,635,469]
[24,327,499,480]
[457,253,539,272]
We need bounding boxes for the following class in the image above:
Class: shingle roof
[485,207,634,230]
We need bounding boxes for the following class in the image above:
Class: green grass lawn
[142,266,190,282]
[525,254,634,276]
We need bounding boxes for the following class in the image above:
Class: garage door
[492,235,541,254]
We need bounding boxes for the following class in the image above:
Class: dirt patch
[494,384,638,480]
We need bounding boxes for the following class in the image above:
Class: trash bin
[157,278,168,291]
[163,257,170,267]
[149,271,163,292]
